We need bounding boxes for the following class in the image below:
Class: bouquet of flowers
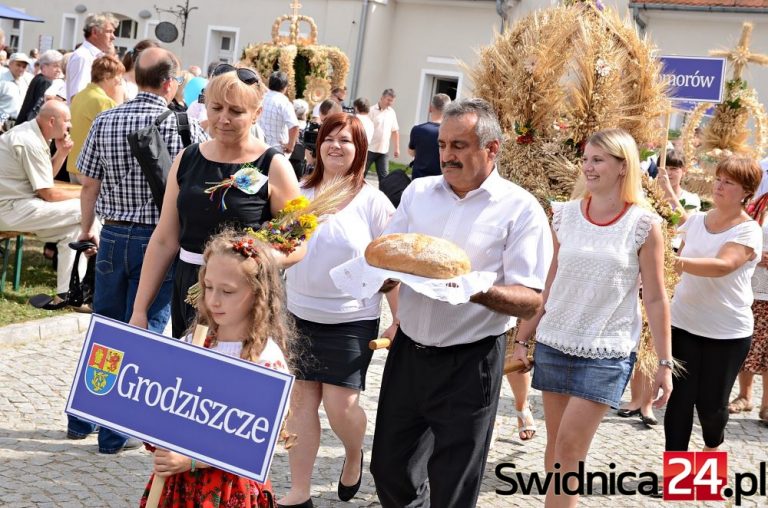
[247,196,318,254]
[186,176,353,305]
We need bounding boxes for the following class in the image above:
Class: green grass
[0,238,62,326]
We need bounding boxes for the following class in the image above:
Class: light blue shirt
[0,69,30,118]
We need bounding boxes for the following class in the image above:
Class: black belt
[103,219,154,227]
[403,331,501,354]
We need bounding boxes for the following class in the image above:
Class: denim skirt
[531,342,636,409]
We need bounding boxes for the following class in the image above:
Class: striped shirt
[78,92,208,225]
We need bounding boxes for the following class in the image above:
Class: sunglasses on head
[212,64,260,85]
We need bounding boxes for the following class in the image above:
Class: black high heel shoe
[338,449,364,502]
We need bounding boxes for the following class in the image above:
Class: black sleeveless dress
[172,143,278,337]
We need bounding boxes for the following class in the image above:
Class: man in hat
[0,52,33,121]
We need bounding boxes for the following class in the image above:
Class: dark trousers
[664,326,751,451]
[68,223,173,452]
[366,151,389,182]
[370,329,506,507]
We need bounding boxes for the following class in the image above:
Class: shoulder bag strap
[175,111,192,147]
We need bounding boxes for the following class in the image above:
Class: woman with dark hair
[130,65,303,337]
[665,156,763,451]
[278,113,396,508]
[121,39,160,101]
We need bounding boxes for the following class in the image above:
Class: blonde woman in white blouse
[512,129,673,508]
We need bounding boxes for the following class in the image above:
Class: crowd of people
[0,10,767,508]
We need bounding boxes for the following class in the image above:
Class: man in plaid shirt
[69,47,207,454]
[258,71,299,155]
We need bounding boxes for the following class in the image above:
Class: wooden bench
[0,232,32,293]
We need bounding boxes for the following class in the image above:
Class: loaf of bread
[365,233,471,279]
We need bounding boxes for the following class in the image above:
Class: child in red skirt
[139,231,295,507]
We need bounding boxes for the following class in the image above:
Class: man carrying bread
[369,98,553,507]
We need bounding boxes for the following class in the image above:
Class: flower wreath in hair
[231,236,261,260]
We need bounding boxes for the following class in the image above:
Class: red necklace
[585,196,630,226]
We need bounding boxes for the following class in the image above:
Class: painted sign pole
[145,324,209,508]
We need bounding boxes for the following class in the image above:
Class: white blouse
[285,183,394,324]
[183,335,288,373]
[672,212,762,339]
[536,200,660,358]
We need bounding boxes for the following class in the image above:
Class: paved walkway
[0,312,766,507]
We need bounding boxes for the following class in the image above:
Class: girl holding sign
[139,230,293,507]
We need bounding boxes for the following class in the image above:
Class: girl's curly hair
[190,229,296,370]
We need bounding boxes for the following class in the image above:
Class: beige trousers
[0,198,97,294]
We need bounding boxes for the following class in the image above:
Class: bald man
[69,47,207,453]
[0,100,88,303]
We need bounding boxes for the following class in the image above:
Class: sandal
[728,396,754,414]
[516,407,537,441]
[759,407,768,425]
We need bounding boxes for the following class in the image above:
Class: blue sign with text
[660,56,726,103]
[65,315,294,483]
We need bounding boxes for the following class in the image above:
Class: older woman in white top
[279,113,396,508]
[512,128,673,508]
[665,156,763,451]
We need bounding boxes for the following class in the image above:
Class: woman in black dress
[130,65,303,336]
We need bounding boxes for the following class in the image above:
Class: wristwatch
[658,359,674,369]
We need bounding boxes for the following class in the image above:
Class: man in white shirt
[0,53,33,120]
[258,71,299,155]
[366,88,400,183]
[66,12,117,103]
[370,98,552,507]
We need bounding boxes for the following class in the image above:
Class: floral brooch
[205,163,267,211]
